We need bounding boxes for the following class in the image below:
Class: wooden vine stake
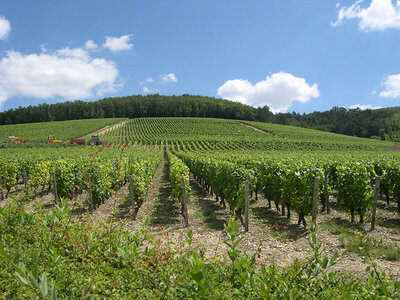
[0,176,3,201]
[324,170,330,214]
[51,168,58,204]
[181,176,189,227]
[244,180,249,233]
[86,173,94,211]
[23,169,28,188]
[312,177,319,232]
[371,176,380,231]
[129,175,137,219]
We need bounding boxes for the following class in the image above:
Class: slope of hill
[0,116,392,151]
[2,94,400,143]
[275,106,400,140]
[0,118,125,144]
[101,117,392,151]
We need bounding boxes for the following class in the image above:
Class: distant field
[244,120,393,148]
[0,118,126,143]
[102,117,392,151]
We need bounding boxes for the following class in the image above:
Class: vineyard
[1,117,400,298]
[102,117,392,150]
[0,118,126,144]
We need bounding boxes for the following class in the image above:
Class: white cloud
[103,35,133,52]
[56,47,91,61]
[140,77,155,85]
[0,16,11,40]
[142,87,158,93]
[333,0,400,31]
[380,73,400,98]
[161,73,178,83]
[349,104,383,109]
[0,47,119,109]
[85,40,98,50]
[217,72,320,113]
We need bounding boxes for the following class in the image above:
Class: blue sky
[0,0,400,113]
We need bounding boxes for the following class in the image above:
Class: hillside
[101,117,393,151]
[275,106,400,140]
[0,116,393,150]
[0,118,125,144]
[1,94,399,142]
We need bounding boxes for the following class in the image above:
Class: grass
[322,219,400,261]
[342,234,400,261]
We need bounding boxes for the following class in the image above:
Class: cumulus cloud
[142,87,158,93]
[103,35,133,52]
[349,104,383,109]
[0,16,11,39]
[56,47,91,61]
[380,73,400,98]
[333,0,400,31]
[0,47,119,109]
[217,72,320,113]
[140,77,155,85]
[85,40,98,50]
[161,73,178,83]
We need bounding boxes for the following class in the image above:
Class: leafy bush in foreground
[0,198,399,299]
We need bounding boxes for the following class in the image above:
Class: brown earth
[387,143,400,151]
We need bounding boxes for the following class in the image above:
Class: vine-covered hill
[0,118,125,143]
[2,93,400,141]
[0,116,393,150]
[102,118,392,151]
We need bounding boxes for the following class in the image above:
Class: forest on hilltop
[0,95,269,125]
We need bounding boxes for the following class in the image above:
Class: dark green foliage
[268,106,400,141]
[0,95,264,125]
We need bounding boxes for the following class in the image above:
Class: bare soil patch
[387,142,400,151]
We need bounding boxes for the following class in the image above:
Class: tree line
[0,94,273,125]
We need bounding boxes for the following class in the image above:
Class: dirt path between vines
[90,184,130,224]
[243,123,277,136]
[81,119,128,138]
[123,162,400,279]
[2,155,398,279]
[124,159,178,232]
